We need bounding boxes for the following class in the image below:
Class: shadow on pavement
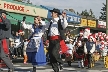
[12,58,24,64]
[15,68,32,71]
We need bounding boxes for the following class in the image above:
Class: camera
[23,16,26,21]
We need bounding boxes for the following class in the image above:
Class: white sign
[98,20,106,28]
[67,15,80,23]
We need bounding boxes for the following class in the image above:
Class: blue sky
[30,0,106,18]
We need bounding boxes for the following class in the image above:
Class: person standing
[76,40,84,68]
[18,30,25,57]
[23,38,28,64]
[13,32,21,58]
[47,8,68,72]
[21,16,47,72]
[0,9,14,72]
[3,12,11,51]
[84,35,95,69]
[65,39,75,66]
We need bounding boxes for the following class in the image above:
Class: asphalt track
[0,58,108,72]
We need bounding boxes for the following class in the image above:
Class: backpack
[47,19,66,40]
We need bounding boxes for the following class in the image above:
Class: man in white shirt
[47,8,68,72]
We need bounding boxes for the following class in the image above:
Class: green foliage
[13,0,23,2]
[99,3,106,21]
[13,0,32,4]
[64,8,95,19]
[80,9,95,18]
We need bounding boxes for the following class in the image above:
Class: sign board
[59,14,81,23]
[88,20,96,28]
[0,0,48,18]
[67,15,81,23]
[40,5,81,23]
[80,18,96,28]
[80,18,87,26]
[98,20,106,28]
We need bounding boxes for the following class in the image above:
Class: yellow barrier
[93,53,100,62]
[104,56,108,68]
[90,56,95,68]
[44,46,48,55]
[90,53,101,68]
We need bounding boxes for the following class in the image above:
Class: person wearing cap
[79,30,84,39]
[18,30,25,57]
[99,36,106,57]
[76,40,85,68]
[83,28,90,42]
[0,9,14,72]
[84,35,95,69]
[46,8,68,72]
[76,30,84,45]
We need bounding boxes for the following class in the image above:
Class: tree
[69,9,75,13]
[27,0,30,3]
[80,9,89,16]
[76,12,79,15]
[81,11,84,15]
[64,9,68,11]
[83,9,89,16]
[89,9,96,18]
[80,9,96,19]
[27,0,32,4]
[89,9,93,16]
[13,0,32,4]
[99,3,106,21]
[13,0,23,2]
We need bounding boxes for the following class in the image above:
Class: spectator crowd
[8,28,108,65]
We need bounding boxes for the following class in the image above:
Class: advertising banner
[88,20,96,28]
[40,5,81,23]
[98,20,106,28]
[80,18,87,26]
[80,18,96,28]
[0,0,48,18]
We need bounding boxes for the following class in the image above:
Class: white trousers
[78,59,84,67]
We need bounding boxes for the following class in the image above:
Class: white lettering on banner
[78,18,81,22]
[74,17,77,22]
[67,15,80,23]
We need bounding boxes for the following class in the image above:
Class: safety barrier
[44,46,48,55]
[104,55,108,68]
[84,54,94,68]
[93,53,100,62]
[90,55,95,68]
